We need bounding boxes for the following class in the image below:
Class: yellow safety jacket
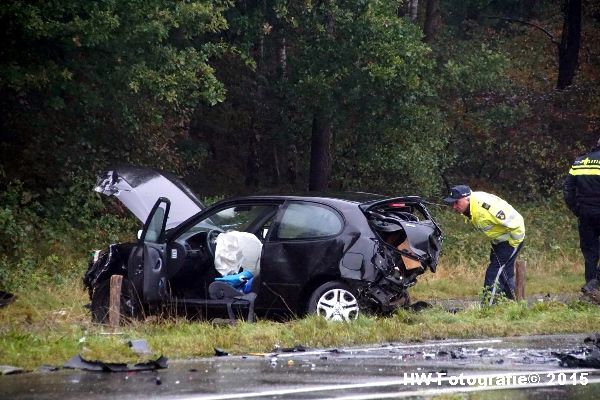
[467,191,525,248]
[563,147,600,216]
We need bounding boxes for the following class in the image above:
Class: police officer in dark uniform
[563,136,600,299]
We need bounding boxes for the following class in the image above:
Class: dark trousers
[484,241,524,300]
[579,214,600,283]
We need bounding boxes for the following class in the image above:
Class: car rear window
[277,203,343,239]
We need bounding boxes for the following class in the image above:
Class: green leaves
[0,0,232,189]
[129,46,225,107]
[443,44,509,95]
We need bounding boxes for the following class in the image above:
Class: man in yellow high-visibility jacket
[444,185,525,301]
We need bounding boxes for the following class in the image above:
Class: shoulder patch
[496,210,506,220]
[482,202,490,210]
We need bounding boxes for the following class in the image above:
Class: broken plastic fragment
[0,291,16,308]
[63,354,168,372]
[275,345,307,353]
[214,348,229,357]
[553,334,600,369]
[0,365,24,375]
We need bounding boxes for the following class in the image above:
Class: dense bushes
[0,178,137,291]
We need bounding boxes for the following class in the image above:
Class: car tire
[307,281,360,322]
[91,276,143,324]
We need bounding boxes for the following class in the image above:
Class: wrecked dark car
[84,166,443,323]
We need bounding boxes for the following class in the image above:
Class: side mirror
[137,229,143,240]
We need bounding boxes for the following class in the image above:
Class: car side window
[144,200,168,243]
[277,203,343,239]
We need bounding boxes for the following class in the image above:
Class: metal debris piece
[0,365,24,375]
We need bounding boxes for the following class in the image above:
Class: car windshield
[188,204,278,234]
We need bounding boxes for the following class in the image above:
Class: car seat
[208,273,258,322]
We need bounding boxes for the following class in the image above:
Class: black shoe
[581,279,600,304]
[582,279,599,294]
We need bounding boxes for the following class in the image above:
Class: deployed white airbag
[214,232,262,276]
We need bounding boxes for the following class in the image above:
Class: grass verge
[1,283,599,371]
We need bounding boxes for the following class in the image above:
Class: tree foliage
[1,0,600,288]
[0,0,231,188]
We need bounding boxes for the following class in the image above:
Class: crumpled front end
[357,197,443,313]
[83,242,135,299]
[356,243,412,314]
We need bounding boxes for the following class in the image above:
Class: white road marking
[326,377,600,400]
[177,368,600,400]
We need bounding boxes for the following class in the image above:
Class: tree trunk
[245,0,268,187]
[245,66,262,187]
[287,144,297,186]
[424,0,441,43]
[271,143,280,186]
[269,33,287,187]
[308,110,332,191]
[557,0,582,89]
[245,129,260,187]
[278,36,287,80]
[408,0,419,22]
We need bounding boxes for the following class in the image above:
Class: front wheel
[307,281,360,322]
[90,276,143,324]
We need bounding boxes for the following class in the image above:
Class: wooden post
[109,275,123,327]
[515,259,526,301]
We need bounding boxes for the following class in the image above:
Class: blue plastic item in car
[215,270,254,293]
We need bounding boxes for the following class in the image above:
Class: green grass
[2,284,599,370]
[1,196,597,371]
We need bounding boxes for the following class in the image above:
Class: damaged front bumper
[83,242,134,297]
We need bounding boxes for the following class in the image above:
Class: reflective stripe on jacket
[468,191,525,248]
[563,147,600,216]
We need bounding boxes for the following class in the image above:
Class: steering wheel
[206,229,223,260]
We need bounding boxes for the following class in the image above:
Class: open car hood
[94,166,204,229]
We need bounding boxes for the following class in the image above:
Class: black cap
[443,185,471,204]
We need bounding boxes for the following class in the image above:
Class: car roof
[213,192,390,206]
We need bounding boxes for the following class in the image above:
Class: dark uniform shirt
[563,146,600,217]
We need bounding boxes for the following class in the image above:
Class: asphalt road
[1,333,600,399]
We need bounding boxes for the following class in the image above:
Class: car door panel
[258,201,346,313]
[127,197,170,304]
[259,239,345,312]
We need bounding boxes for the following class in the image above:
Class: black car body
[84,166,443,322]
